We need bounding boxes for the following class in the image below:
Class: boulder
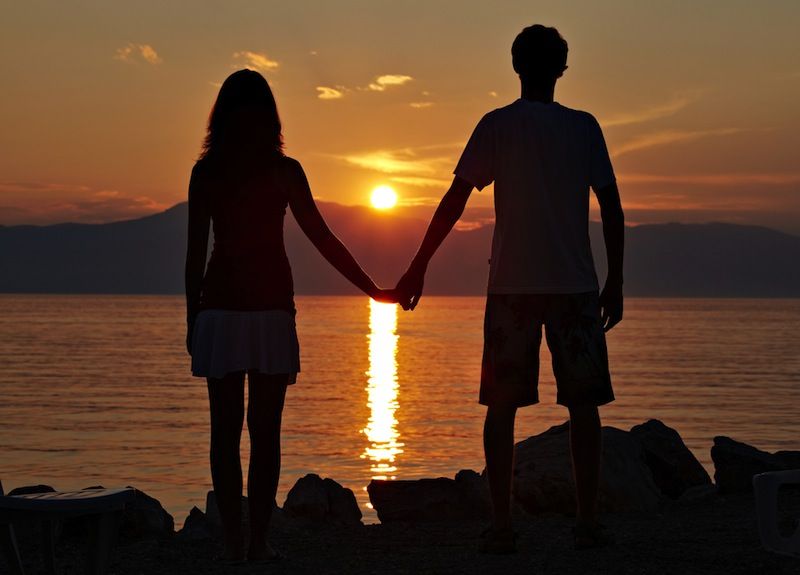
[512,422,662,515]
[711,436,800,493]
[631,419,712,498]
[204,490,248,535]
[118,488,174,539]
[367,470,491,522]
[178,506,214,540]
[283,474,362,526]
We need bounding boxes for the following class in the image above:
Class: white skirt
[191,309,300,381]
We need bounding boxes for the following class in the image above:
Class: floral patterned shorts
[480,292,615,407]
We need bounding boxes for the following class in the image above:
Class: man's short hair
[512,25,568,81]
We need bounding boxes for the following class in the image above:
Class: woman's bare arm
[184,165,211,352]
[286,159,394,302]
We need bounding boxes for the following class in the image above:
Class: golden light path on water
[361,299,403,482]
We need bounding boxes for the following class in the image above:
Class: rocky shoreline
[6,419,799,574]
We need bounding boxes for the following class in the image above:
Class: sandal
[573,522,614,550]
[479,526,518,554]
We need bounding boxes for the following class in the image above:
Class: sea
[1,295,799,525]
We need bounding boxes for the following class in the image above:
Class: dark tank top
[198,156,295,313]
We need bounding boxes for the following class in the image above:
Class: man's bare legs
[246,373,287,560]
[568,405,602,529]
[484,402,603,547]
[483,404,518,531]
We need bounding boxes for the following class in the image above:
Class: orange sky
[2,1,799,232]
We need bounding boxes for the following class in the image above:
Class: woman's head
[201,69,284,161]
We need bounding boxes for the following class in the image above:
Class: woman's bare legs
[207,373,246,560]
[246,372,288,560]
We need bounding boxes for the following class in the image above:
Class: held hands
[370,287,404,305]
[394,262,426,311]
[368,262,426,311]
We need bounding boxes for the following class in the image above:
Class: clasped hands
[370,261,426,311]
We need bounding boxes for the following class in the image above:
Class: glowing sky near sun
[1,1,799,232]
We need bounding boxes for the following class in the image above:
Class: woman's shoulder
[273,155,308,185]
[276,154,303,173]
[191,157,215,182]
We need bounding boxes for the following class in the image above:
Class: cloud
[0,181,93,194]
[316,86,346,100]
[618,172,800,186]
[389,175,451,187]
[114,43,162,65]
[342,151,440,174]
[0,182,168,225]
[313,73,415,100]
[612,127,743,157]
[618,192,771,212]
[488,91,498,98]
[232,51,279,73]
[601,94,699,127]
[367,74,413,91]
[333,144,465,188]
[338,145,458,178]
[409,102,434,109]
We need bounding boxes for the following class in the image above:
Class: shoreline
[6,420,799,573]
[9,491,799,575]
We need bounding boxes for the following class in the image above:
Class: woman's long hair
[200,69,284,163]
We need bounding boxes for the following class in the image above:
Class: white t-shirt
[454,99,616,294]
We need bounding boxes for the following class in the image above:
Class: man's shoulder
[484,100,524,119]
[484,101,599,124]
[557,104,601,126]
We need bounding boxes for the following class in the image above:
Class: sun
[370,185,398,210]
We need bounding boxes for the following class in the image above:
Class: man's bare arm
[396,176,474,309]
[594,181,625,331]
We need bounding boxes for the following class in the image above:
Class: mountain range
[1,201,799,297]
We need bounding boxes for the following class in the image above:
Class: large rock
[367,469,491,522]
[512,422,662,515]
[204,490,248,535]
[118,488,174,539]
[178,506,214,540]
[711,436,800,493]
[631,419,712,498]
[283,474,362,526]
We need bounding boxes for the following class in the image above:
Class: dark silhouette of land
[1,201,799,297]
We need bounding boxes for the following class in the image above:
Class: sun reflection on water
[361,299,403,480]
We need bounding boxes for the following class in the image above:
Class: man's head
[512,25,568,83]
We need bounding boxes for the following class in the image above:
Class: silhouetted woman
[185,69,395,563]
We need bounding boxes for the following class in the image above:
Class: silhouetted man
[396,24,624,552]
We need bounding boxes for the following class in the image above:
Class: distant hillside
[1,202,799,297]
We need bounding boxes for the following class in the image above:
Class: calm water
[1,295,799,525]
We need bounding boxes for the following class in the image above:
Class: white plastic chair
[0,479,135,575]
[753,470,800,557]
